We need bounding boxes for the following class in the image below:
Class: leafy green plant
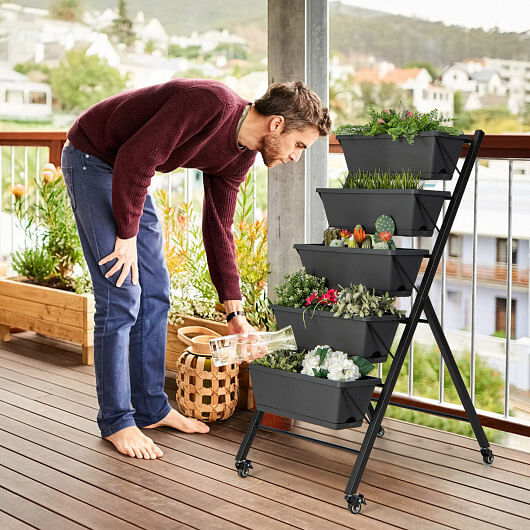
[332,283,406,318]
[254,349,306,372]
[11,247,57,283]
[334,106,462,144]
[342,169,424,189]
[9,165,90,293]
[274,268,327,308]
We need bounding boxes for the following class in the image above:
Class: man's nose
[290,150,302,162]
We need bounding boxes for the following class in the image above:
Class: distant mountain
[11,1,530,67]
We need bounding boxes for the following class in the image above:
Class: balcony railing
[1,131,530,438]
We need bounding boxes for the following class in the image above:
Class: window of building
[29,91,47,104]
[5,89,23,104]
[448,234,462,258]
[495,297,516,339]
[496,238,518,264]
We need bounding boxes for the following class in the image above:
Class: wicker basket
[176,326,239,422]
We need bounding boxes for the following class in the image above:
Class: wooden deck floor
[0,332,529,529]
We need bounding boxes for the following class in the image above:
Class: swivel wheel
[345,493,366,514]
[481,448,494,465]
[235,459,253,478]
[377,427,385,438]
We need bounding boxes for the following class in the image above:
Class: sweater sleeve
[111,92,222,239]
[202,172,244,301]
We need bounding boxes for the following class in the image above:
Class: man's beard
[258,130,282,167]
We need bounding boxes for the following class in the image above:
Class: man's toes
[140,447,151,459]
[132,447,143,458]
[153,444,163,457]
[125,446,136,458]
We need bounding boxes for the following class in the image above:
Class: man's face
[258,126,320,168]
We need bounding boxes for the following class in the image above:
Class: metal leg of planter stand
[235,410,264,477]
[423,297,493,462]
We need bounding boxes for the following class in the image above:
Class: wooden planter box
[0,277,95,365]
[166,315,255,410]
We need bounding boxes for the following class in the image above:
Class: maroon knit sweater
[68,79,257,301]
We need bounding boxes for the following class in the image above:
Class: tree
[49,50,127,111]
[49,0,84,22]
[109,0,135,48]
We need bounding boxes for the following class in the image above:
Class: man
[61,78,331,459]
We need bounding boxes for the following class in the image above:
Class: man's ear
[268,115,285,132]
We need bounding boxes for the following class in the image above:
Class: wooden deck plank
[0,509,34,530]
[20,393,500,530]
[0,402,373,530]
[1,465,128,529]
[0,376,50,400]
[0,446,191,529]
[0,487,85,530]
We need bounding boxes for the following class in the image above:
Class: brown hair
[254,80,331,136]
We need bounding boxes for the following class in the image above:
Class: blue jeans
[61,143,172,437]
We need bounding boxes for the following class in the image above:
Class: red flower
[378,230,392,242]
[340,228,352,239]
[377,118,384,125]
[305,292,318,305]
[406,111,412,118]
[385,109,391,115]
[318,288,339,305]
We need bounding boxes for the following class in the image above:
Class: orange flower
[9,183,26,200]
[340,229,351,239]
[353,227,366,243]
[42,170,56,183]
[378,230,392,242]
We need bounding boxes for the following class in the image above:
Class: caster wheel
[345,493,366,514]
[377,427,385,438]
[481,448,494,465]
[235,459,253,478]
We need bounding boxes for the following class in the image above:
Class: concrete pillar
[267,0,329,296]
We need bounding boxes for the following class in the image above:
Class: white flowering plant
[300,345,374,382]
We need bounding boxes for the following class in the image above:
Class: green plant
[254,350,306,372]
[332,283,405,319]
[375,215,395,235]
[323,227,341,246]
[274,268,326,308]
[342,169,424,190]
[334,107,462,144]
[9,165,90,292]
[11,246,57,282]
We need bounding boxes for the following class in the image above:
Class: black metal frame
[235,131,493,514]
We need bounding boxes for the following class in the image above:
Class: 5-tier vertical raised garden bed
[234,110,494,514]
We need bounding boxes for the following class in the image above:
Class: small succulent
[353,225,366,244]
[332,283,406,319]
[329,239,343,247]
[254,350,305,372]
[361,237,373,249]
[375,215,395,236]
[347,237,359,248]
[323,227,341,246]
[378,230,393,242]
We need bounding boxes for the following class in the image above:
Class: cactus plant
[375,215,395,236]
[388,240,396,250]
[377,230,393,242]
[373,241,390,250]
[361,237,372,249]
[329,239,343,247]
[353,225,366,244]
[323,227,341,246]
[347,238,359,248]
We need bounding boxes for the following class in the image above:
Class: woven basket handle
[177,326,222,354]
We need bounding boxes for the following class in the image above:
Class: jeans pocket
[62,166,77,212]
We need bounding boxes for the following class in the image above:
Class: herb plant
[332,283,406,318]
[254,349,305,372]
[274,267,326,308]
[334,106,462,144]
[342,169,424,190]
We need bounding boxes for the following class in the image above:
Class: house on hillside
[0,67,51,121]
[353,64,453,119]
[133,12,168,55]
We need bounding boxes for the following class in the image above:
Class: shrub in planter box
[335,108,468,180]
[251,346,381,429]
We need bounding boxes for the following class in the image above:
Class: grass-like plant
[342,169,424,190]
[334,106,462,144]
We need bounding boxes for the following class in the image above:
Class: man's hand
[98,235,139,287]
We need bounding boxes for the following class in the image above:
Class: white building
[354,65,454,119]
[0,67,51,121]
[169,29,246,54]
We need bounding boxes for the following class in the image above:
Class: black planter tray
[295,244,428,297]
[272,305,400,362]
[317,188,451,237]
[250,363,381,429]
[336,131,469,180]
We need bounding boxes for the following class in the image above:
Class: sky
[336,0,530,33]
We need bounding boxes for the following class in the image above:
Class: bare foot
[144,408,210,434]
[104,426,164,459]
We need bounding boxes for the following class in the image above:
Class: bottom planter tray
[250,363,381,429]
[272,305,400,362]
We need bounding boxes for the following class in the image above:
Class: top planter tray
[317,188,451,237]
[295,244,428,297]
[336,131,469,180]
